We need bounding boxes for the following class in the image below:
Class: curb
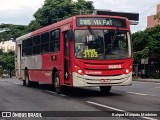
[133,79,160,83]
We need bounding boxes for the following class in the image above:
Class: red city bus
[15,15,132,94]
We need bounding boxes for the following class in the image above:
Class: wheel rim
[25,70,30,87]
[26,75,29,85]
[54,75,61,93]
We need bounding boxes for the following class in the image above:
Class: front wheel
[100,86,111,93]
[54,71,62,94]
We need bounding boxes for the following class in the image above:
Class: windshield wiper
[87,26,106,58]
[87,26,99,40]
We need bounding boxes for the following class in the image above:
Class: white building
[0,40,15,52]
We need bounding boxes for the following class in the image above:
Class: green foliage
[73,0,94,14]
[33,0,94,27]
[26,20,42,32]
[133,47,150,63]
[154,12,160,22]
[132,25,160,63]
[0,0,94,77]
[0,24,27,42]
[0,49,15,78]
[0,0,94,35]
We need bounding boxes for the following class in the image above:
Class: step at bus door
[64,31,72,85]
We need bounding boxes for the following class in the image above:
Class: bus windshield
[75,29,131,60]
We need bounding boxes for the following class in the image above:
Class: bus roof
[16,14,128,41]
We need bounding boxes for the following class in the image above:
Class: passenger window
[22,40,26,56]
[41,32,49,54]
[33,35,41,55]
[33,35,40,45]
[50,29,60,52]
[22,38,32,56]
[26,38,32,47]
[41,32,49,43]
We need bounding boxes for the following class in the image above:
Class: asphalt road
[0,78,159,120]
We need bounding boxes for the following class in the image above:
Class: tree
[33,0,94,27]
[132,25,160,63]
[26,20,41,32]
[0,50,15,78]
[154,12,160,22]
[0,24,27,42]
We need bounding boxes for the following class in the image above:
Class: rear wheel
[23,70,26,86]
[54,71,62,94]
[25,69,32,87]
[22,80,26,86]
[100,86,111,93]
[33,82,39,87]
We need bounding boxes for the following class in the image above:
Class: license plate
[101,79,111,83]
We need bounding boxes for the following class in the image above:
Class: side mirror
[67,30,74,41]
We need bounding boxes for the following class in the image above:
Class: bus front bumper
[72,72,132,87]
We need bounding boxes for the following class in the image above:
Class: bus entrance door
[64,31,72,85]
[16,44,22,79]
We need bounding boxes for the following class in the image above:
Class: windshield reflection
[75,29,131,60]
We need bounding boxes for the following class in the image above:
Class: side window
[41,32,49,54]
[33,35,41,55]
[33,35,40,45]
[25,38,33,56]
[22,40,26,56]
[22,38,32,56]
[50,29,60,52]
[64,32,68,56]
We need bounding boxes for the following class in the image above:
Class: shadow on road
[34,84,122,98]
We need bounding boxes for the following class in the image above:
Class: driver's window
[117,33,127,50]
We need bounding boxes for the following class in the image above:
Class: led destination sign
[76,17,126,28]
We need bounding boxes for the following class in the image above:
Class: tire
[23,80,26,86]
[100,86,111,93]
[54,71,62,94]
[33,82,39,87]
[25,69,32,87]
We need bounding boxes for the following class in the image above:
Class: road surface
[0,78,159,120]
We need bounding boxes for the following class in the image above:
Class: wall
[0,40,15,52]
[147,4,160,28]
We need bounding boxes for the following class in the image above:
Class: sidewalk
[133,78,160,83]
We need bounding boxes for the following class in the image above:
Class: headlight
[74,65,83,75]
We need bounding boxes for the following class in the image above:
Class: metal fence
[133,62,160,79]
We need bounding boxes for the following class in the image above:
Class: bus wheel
[25,70,32,87]
[23,80,26,86]
[100,86,111,93]
[33,82,39,87]
[54,71,62,94]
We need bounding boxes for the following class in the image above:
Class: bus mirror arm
[67,30,74,41]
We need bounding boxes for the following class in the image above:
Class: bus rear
[70,15,132,93]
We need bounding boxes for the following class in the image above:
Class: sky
[0,0,160,33]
